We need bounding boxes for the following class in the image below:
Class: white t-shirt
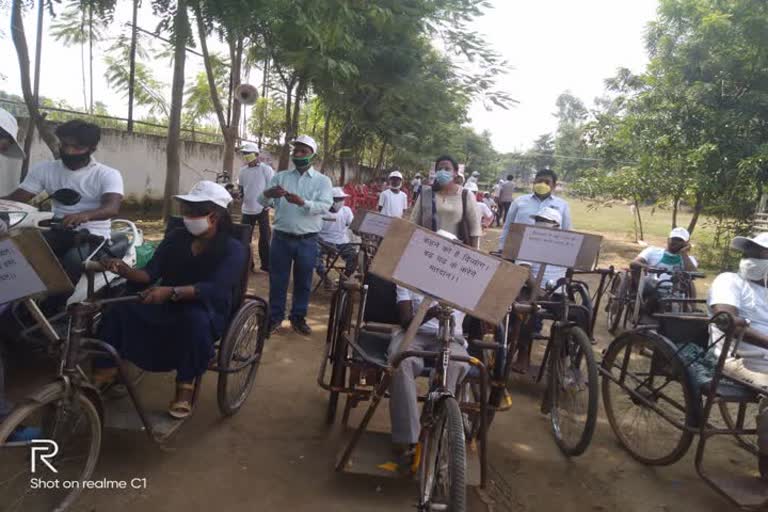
[239,163,275,215]
[378,189,408,218]
[708,272,768,371]
[20,158,123,239]
[395,285,465,336]
[638,246,698,281]
[476,200,493,225]
[319,205,354,245]
[465,179,479,193]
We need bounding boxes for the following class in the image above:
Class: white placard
[517,227,585,268]
[392,230,499,311]
[358,211,393,237]
[0,238,47,303]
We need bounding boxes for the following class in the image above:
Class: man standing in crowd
[465,171,480,193]
[378,170,408,218]
[0,107,38,441]
[498,169,572,250]
[498,174,516,225]
[259,135,332,336]
[238,142,274,273]
[411,173,422,201]
[3,119,124,304]
[491,179,503,226]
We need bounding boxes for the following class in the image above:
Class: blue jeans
[269,232,319,324]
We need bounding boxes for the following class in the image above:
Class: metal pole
[127,0,139,132]
[20,0,45,180]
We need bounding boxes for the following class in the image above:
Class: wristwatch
[170,287,181,302]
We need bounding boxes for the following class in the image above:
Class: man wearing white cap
[238,142,274,273]
[316,187,357,287]
[464,171,480,193]
[709,233,768,478]
[0,107,34,440]
[630,226,698,313]
[378,170,408,218]
[259,135,333,335]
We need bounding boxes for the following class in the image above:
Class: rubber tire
[607,273,627,334]
[601,331,697,465]
[326,290,351,425]
[0,390,102,512]
[217,300,267,417]
[548,326,598,457]
[420,397,466,512]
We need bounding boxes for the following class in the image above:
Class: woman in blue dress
[94,181,247,418]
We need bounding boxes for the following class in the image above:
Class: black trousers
[242,210,271,271]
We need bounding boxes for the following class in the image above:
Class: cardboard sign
[0,230,73,303]
[502,223,602,271]
[370,218,528,324]
[349,209,394,238]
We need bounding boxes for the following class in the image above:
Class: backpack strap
[460,188,471,245]
[420,186,437,232]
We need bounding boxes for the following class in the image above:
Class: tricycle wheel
[217,299,267,417]
[0,386,102,512]
[601,331,697,465]
[326,289,352,424]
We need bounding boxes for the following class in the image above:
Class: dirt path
[17,226,754,511]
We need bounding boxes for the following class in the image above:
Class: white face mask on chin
[739,258,768,285]
[183,215,211,236]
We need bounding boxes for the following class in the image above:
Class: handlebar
[645,267,704,278]
[572,266,614,276]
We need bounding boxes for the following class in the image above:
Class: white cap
[471,171,480,177]
[388,170,403,179]
[531,206,562,226]
[732,233,768,252]
[293,134,318,154]
[331,186,349,198]
[239,142,260,153]
[0,108,25,159]
[175,180,233,209]
[669,227,690,242]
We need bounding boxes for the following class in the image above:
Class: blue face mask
[434,170,454,185]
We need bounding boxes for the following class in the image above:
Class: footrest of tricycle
[103,396,185,440]
[704,473,768,509]
[336,430,480,486]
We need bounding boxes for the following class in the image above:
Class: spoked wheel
[606,273,628,334]
[0,387,102,512]
[548,326,598,456]
[601,331,698,465]
[326,289,352,424]
[419,397,466,512]
[217,299,267,416]
[719,400,760,455]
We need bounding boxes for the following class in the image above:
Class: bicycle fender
[20,381,104,423]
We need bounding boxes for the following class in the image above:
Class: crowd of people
[1,105,767,478]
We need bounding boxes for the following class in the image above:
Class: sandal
[168,383,195,419]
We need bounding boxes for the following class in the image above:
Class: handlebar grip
[513,303,537,314]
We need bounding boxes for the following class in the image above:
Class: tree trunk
[671,196,679,228]
[374,138,388,172]
[88,3,94,114]
[127,0,139,132]
[223,37,243,173]
[687,193,704,235]
[11,0,58,177]
[320,107,332,172]
[278,79,295,171]
[80,9,87,111]
[636,200,645,241]
[257,54,269,147]
[162,0,188,220]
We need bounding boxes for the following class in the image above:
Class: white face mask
[739,258,768,285]
[332,200,345,211]
[534,220,558,228]
[183,215,211,236]
[390,182,402,190]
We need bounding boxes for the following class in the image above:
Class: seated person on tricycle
[630,227,698,313]
[708,232,768,479]
[92,181,246,419]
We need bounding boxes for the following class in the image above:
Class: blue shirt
[258,167,333,235]
[498,193,572,250]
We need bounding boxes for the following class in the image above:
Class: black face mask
[60,150,92,170]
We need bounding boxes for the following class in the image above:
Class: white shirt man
[378,170,408,218]
[238,143,275,217]
[316,187,357,281]
[476,196,494,228]
[19,158,123,239]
